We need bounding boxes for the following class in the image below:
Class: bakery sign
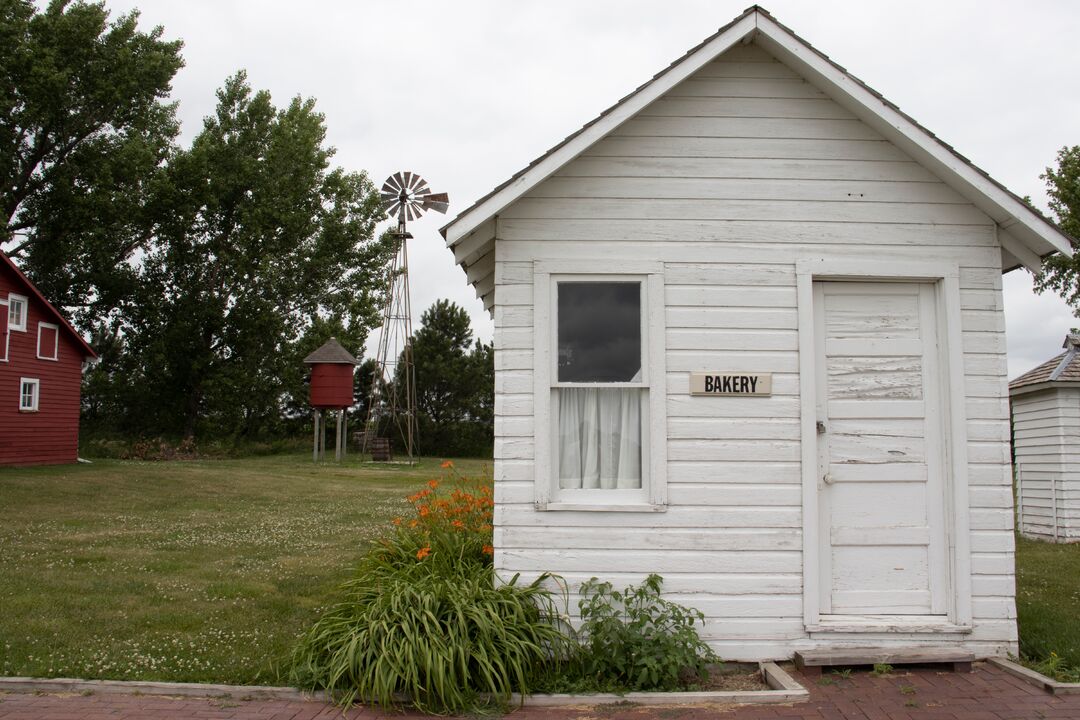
[690,372,772,396]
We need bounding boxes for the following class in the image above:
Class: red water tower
[304,338,359,461]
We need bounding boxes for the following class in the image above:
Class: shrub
[568,574,719,692]
[1028,652,1080,683]
[291,466,572,714]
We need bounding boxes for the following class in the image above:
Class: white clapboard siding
[500,222,996,249]
[642,96,857,119]
[498,241,1001,268]
[557,157,941,182]
[513,572,804,601]
[490,40,1017,659]
[531,177,971,205]
[496,527,802,551]
[586,136,913,161]
[1012,386,1080,541]
[614,116,880,141]
[663,76,828,99]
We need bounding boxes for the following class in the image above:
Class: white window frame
[0,297,8,362]
[8,293,27,332]
[37,322,59,361]
[795,258,972,634]
[19,377,39,412]
[533,260,667,512]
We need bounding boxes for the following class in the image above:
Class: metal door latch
[816,420,827,434]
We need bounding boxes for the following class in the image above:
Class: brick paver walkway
[1,663,1077,719]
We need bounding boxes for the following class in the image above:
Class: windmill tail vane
[363,171,448,463]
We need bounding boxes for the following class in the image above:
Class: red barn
[0,251,96,466]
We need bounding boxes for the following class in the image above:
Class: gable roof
[303,337,359,365]
[1010,334,1080,395]
[1,251,96,359]
[441,5,1075,314]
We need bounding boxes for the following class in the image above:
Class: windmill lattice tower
[362,172,448,462]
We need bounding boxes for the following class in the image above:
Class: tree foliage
[1035,145,1080,316]
[1,0,183,319]
[406,300,493,457]
[90,73,393,438]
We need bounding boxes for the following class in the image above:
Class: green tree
[1035,145,1080,315]
[409,299,493,457]
[119,73,393,439]
[1,0,183,320]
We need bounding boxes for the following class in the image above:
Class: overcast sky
[101,0,1079,378]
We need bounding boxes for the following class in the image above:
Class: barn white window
[0,297,8,362]
[19,378,39,412]
[8,293,27,332]
[37,322,59,361]
[533,262,667,511]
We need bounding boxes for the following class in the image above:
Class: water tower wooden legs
[314,409,348,463]
[335,411,343,461]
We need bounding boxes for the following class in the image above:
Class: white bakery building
[1011,334,1080,543]
[441,6,1074,659]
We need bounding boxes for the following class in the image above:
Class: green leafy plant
[291,468,572,714]
[569,574,719,692]
[871,663,894,677]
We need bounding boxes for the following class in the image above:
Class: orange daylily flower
[441,460,453,469]
[482,545,494,556]
[392,517,402,526]
[452,520,464,528]
[428,479,439,489]
[416,546,431,560]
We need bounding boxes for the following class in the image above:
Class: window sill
[537,502,667,513]
[19,409,38,414]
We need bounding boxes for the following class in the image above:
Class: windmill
[361,172,449,463]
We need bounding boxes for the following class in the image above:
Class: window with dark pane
[557,282,641,382]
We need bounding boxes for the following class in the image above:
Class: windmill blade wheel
[379,172,448,221]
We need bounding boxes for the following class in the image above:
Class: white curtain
[557,388,642,489]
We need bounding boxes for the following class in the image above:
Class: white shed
[441,6,1074,661]
[1010,334,1080,543]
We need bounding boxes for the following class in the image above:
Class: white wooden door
[815,281,947,616]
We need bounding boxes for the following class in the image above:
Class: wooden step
[794,648,975,676]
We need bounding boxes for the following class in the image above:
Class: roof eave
[1010,380,1080,397]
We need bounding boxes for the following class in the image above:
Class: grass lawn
[0,453,489,684]
[4,455,1079,687]
[1015,535,1080,678]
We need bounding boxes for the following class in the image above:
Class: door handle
[816,420,827,435]
[823,472,833,485]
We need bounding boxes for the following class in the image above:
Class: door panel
[815,281,947,616]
